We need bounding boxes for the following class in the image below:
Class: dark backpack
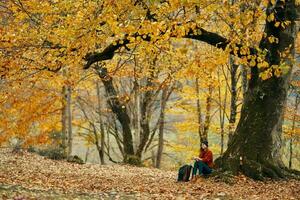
[177,164,192,182]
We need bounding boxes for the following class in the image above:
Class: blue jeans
[192,160,212,176]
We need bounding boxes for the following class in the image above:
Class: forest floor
[0,149,299,200]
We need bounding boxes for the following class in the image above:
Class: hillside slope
[0,149,299,200]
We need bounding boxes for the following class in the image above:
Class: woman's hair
[201,140,208,148]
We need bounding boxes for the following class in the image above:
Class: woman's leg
[197,161,212,175]
[202,164,212,175]
[192,161,199,176]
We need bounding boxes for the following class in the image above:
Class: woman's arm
[192,157,202,161]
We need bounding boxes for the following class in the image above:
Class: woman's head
[201,140,208,150]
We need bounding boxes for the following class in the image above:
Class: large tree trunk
[216,0,298,180]
[95,67,134,162]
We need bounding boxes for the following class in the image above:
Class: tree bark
[202,84,213,141]
[136,77,153,160]
[95,67,134,162]
[195,78,203,147]
[289,134,293,169]
[216,0,298,180]
[96,81,105,165]
[156,88,169,168]
[61,85,67,155]
[67,85,72,156]
[228,56,238,145]
[217,67,228,155]
[85,147,90,163]
[133,69,141,153]
[241,65,248,100]
[155,86,174,168]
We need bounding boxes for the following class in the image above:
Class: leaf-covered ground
[0,149,299,200]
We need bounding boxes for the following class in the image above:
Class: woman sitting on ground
[191,140,214,180]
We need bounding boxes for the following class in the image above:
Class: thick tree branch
[84,41,129,69]
[84,26,257,69]
[185,28,230,50]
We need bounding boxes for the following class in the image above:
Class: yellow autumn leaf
[274,22,281,27]
[274,67,282,77]
[250,59,256,67]
[257,61,269,68]
[267,13,275,22]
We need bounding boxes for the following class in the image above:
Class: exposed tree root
[209,170,236,185]
[214,156,300,181]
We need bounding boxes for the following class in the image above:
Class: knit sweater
[199,149,214,168]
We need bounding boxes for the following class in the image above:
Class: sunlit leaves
[267,13,275,22]
[0,0,297,147]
